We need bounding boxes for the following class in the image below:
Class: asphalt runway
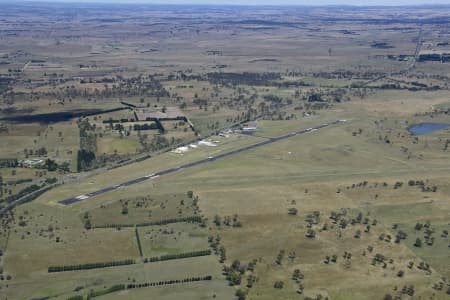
[59,120,345,205]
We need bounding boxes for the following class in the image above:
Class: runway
[59,120,345,205]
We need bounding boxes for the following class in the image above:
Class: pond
[408,122,450,135]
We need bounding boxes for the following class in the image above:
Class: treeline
[93,215,202,229]
[103,121,162,133]
[0,158,18,168]
[154,119,165,133]
[126,275,212,289]
[29,75,170,100]
[135,227,143,257]
[120,101,136,108]
[49,249,210,273]
[48,259,135,273]
[0,77,13,94]
[102,118,136,124]
[133,123,158,131]
[206,72,281,86]
[5,178,32,185]
[77,119,97,172]
[77,149,96,172]
[86,284,125,299]
[5,184,41,203]
[110,123,159,131]
[143,250,211,263]
[419,53,450,63]
[68,276,212,300]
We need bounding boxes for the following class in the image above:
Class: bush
[414,238,422,248]
[45,177,58,184]
[274,281,284,289]
[236,289,247,300]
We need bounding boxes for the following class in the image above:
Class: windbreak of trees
[70,276,213,299]
[154,119,165,133]
[135,227,143,257]
[86,284,125,299]
[126,275,212,289]
[143,250,211,263]
[133,123,158,131]
[0,158,18,168]
[93,216,202,229]
[48,259,136,273]
[49,249,210,273]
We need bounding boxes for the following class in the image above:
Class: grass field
[97,136,141,155]
[18,106,447,299]
[3,94,450,299]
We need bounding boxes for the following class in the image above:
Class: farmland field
[0,2,450,300]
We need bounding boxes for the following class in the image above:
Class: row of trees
[135,227,143,257]
[48,259,135,273]
[143,250,211,263]
[126,275,212,289]
[50,249,211,273]
[86,284,125,299]
[93,215,203,229]
[0,158,17,168]
[206,72,281,86]
[68,276,214,299]
[5,184,41,204]
[213,214,242,228]
[110,123,160,132]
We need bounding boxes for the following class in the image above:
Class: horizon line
[2,0,450,8]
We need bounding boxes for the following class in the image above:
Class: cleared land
[0,3,450,300]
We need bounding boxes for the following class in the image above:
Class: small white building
[19,159,44,168]
[242,121,258,132]
[242,126,257,132]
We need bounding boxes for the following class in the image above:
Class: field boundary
[135,227,143,258]
[69,275,213,299]
[48,249,211,273]
[92,215,203,229]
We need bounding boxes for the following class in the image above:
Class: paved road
[361,26,423,88]
[408,26,423,71]
[59,120,346,205]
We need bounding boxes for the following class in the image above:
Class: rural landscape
[0,1,449,299]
